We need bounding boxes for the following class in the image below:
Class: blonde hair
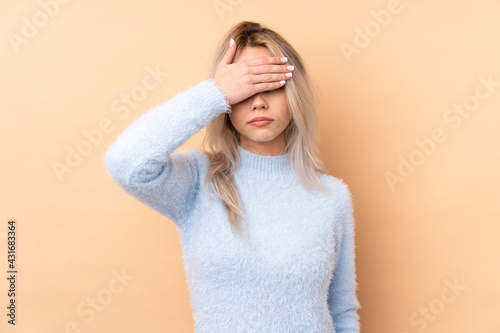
[202,21,329,245]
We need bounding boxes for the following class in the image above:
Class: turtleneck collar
[235,144,295,180]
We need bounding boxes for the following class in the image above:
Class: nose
[251,93,268,111]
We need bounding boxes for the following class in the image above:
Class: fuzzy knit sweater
[104,79,361,333]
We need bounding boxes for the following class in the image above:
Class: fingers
[249,72,293,84]
[245,55,288,66]
[245,56,294,78]
[244,57,293,90]
[249,64,294,75]
[220,38,237,65]
[253,80,287,94]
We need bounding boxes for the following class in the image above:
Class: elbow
[331,302,361,333]
[104,144,168,188]
[103,143,129,186]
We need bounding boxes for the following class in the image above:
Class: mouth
[249,117,273,124]
[249,117,274,127]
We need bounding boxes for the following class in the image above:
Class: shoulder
[318,174,357,253]
[316,173,355,227]
[317,173,353,204]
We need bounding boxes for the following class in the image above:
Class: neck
[238,136,286,156]
[235,144,294,180]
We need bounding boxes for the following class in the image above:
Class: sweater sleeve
[327,184,361,332]
[103,79,230,226]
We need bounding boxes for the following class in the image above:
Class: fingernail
[230,38,234,47]
[286,72,293,77]
[287,65,294,71]
[279,80,286,85]
[281,57,287,63]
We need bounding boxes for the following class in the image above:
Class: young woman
[104,21,360,333]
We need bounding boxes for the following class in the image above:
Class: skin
[213,40,294,156]
[229,46,291,156]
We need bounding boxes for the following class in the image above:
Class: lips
[249,116,273,123]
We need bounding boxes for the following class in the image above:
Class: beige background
[1,0,499,332]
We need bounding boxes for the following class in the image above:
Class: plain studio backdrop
[1,0,499,332]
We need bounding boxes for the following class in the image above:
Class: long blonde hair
[202,21,329,245]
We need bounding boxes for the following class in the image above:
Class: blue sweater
[104,79,361,333]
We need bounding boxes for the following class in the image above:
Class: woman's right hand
[212,39,294,105]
